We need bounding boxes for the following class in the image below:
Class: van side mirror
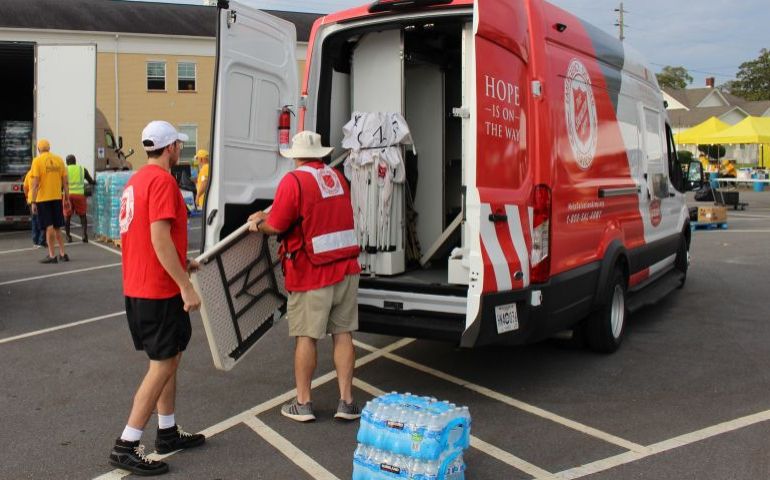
[118,136,123,149]
[687,161,703,191]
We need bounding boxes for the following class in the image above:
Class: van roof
[317,0,473,27]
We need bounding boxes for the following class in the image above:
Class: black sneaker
[66,234,73,243]
[82,236,89,243]
[59,254,70,262]
[40,256,58,264]
[109,438,168,476]
[155,425,206,454]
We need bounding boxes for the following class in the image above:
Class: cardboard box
[698,206,727,224]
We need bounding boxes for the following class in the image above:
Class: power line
[650,63,737,79]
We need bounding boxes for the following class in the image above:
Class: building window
[147,61,166,90]
[178,125,197,164]
[177,62,197,91]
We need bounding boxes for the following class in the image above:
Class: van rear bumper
[358,261,601,347]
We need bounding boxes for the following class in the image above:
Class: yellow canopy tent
[698,116,770,167]
[674,116,730,145]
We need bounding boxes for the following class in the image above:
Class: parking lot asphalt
[2,190,770,479]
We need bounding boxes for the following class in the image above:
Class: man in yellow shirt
[23,170,46,247]
[195,149,209,210]
[29,139,70,263]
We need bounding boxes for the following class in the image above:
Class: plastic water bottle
[424,457,439,480]
[411,411,427,455]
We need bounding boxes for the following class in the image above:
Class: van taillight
[531,184,551,283]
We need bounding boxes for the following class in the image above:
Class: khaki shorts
[287,274,359,339]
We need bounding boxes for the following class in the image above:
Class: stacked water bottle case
[94,171,134,242]
[353,392,471,480]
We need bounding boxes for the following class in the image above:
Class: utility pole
[614,2,627,42]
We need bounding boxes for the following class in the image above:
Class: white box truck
[0,42,97,225]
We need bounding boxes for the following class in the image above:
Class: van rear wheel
[584,268,627,353]
[675,233,689,289]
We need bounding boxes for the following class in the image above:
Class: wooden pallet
[691,222,728,231]
[96,235,122,249]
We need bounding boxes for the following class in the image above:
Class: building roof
[663,87,719,110]
[0,0,321,42]
[667,106,748,129]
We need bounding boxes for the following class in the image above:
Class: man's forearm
[30,179,39,202]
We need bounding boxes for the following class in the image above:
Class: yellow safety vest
[67,165,85,195]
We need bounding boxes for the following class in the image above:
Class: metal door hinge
[452,107,470,119]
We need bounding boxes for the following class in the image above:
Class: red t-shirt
[266,161,360,292]
[120,165,188,299]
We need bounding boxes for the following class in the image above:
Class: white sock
[120,425,143,442]
[158,413,176,429]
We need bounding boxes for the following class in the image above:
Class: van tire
[675,233,689,289]
[584,268,627,353]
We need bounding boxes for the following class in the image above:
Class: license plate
[495,303,519,334]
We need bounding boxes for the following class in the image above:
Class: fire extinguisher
[278,105,294,151]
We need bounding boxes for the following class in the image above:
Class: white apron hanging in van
[342,111,414,275]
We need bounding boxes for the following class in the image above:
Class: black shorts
[37,200,65,229]
[125,295,192,360]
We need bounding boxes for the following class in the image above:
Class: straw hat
[279,131,333,159]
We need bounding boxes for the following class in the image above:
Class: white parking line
[93,338,415,479]
[710,229,770,233]
[0,262,122,287]
[353,377,558,479]
[353,340,646,454]
[243,416,341,480]
[555,408,770,479]
[0,230,28,237]
[0,311,125,345]
[0,243,86,255]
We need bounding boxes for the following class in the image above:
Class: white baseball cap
[141,120,189,151]
[280,131,333,159]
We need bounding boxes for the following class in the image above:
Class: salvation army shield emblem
[564,59,598,170]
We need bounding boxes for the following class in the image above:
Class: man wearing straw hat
[248,130,362,423]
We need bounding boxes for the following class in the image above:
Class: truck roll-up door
[36,44,96,176]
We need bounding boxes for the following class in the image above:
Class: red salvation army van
[204,0,691,353]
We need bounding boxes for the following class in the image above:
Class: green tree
[656,66,694,90]
[728,49,770,101]
[698,144,726,160]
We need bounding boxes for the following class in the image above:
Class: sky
[132,0,769,87]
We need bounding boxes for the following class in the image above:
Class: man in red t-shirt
[109,121,205,476]
[249,131,362,423]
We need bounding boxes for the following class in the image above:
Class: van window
[643,108,663,165]
[666,123,685,193]
[644,107,668,198]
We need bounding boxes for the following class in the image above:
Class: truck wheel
[584,268,627,353]
[675,234,689,289]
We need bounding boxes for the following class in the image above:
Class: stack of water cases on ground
[0,121,33,174]
[353,392,470,480]
[94,171,133,241]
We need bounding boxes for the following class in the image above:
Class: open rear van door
[196,0,296,370]
[205,0,298,250]
[461,0,533,346]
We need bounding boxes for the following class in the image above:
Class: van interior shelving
[315,17,470,293]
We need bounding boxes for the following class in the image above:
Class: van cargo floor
[359,264,467,296]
